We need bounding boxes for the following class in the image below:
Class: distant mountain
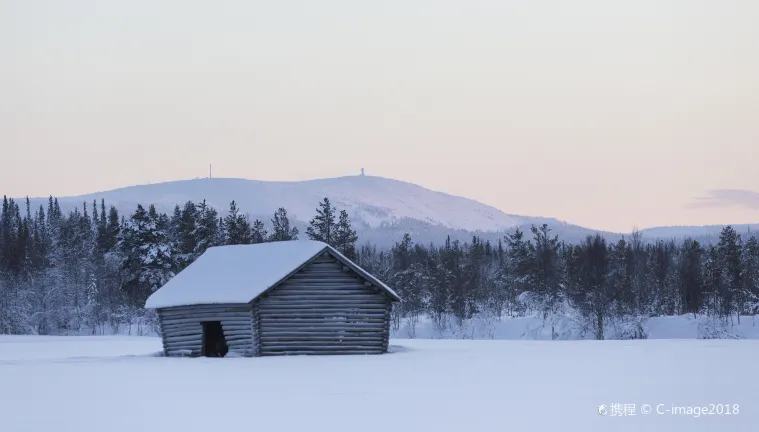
[19,176,758,248]
[636,224,759,244]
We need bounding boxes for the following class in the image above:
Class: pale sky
[1,0,757,232]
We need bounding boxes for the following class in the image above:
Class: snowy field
[399,313,759,340]
[1,336,757,431]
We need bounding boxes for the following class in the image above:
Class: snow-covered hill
[27,175,538,232]
[20,175,758,246]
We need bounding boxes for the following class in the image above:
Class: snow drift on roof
[144,240,398,309]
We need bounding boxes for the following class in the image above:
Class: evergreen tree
[171,201,198,269]
[118,204,176,305]
[223,201,253,245]
[269,208,298,241]
[192,200,221,257]
[678,238,703,315]
[566,235,612,339]
[333,209,358,260]
[527,224,562,337]
[306,197,336,245]
[741,235,759,314]
[250,219,268,244]
[717,226,742,320]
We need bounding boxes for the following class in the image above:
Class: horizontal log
[159,306,251,315]
[278,281,365,286]
[274,287,384,294]
[220,323,252,329]
[159,307,251,315]
[162,329,203,338]
[260,323,385,330]
[277,281,377,286]
[164,345,201,351]
[165,350,201,357]
[260,329,384,335]
[225,329,252,336]
[260,329,384,336]
[159,302,249,309]
[226,345,253,351]
[258,316,386,321]
[283,271,361,285]
[260,302,387,308]
[277,294,384,301]
[259,321,385,327]
[161,327,202,335]
[297,269,349,274]
[161,316,252,324]
[262,340,383,346]
[161,317,252,326]
[261,344,384,350]
[259,322,385,327]
[160,312,252,321]
[160,311,250,320]
[260,336,383,343]
[269,290,376,296]
[258,312,387,318]
[164,343,202,351]
[259,304,387,310]
[262,298,385,304]
[267,292,380,299]
[160,321,203,329]
[220,329,252,335]
[260,323,385,329]
[261,350,383,356]
[259,317,385,323]
[164,345,202,352]
[164,333,203,343]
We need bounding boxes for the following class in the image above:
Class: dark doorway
[202,321,228,357]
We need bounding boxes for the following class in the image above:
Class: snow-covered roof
[144,240,400,309]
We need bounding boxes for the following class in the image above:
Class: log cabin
[144,240,400,357]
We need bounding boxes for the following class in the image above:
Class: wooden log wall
[157,303,255,357]
[257,252,393,355]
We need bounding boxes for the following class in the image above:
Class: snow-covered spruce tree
[192,200,222,258]
[717,226,743,321]
[306,197,336,245]
[333,209,358,260]
[677,238,704,315]
[741,235,759,316]
[647,240,678,316]
[702,245,722,316]
[565,234,614,339]
[505,228,533,293]
[92,201,123,332]
[118,204,176,306]
[390,233,428,333]
[269,207,298,241]
[527,224,563,339]
[223,200,253,245]
[250,219,268,244]
[169,201,198,271]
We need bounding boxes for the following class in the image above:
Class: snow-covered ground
[1,335,757,431]
[397,313,759,340]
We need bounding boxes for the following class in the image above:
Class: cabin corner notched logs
[154,248,397,357]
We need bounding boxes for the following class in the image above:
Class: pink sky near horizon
[1,0,758,232]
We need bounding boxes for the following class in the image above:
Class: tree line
[1,195,758,339]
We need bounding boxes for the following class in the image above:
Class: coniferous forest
[1,195,758,339]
